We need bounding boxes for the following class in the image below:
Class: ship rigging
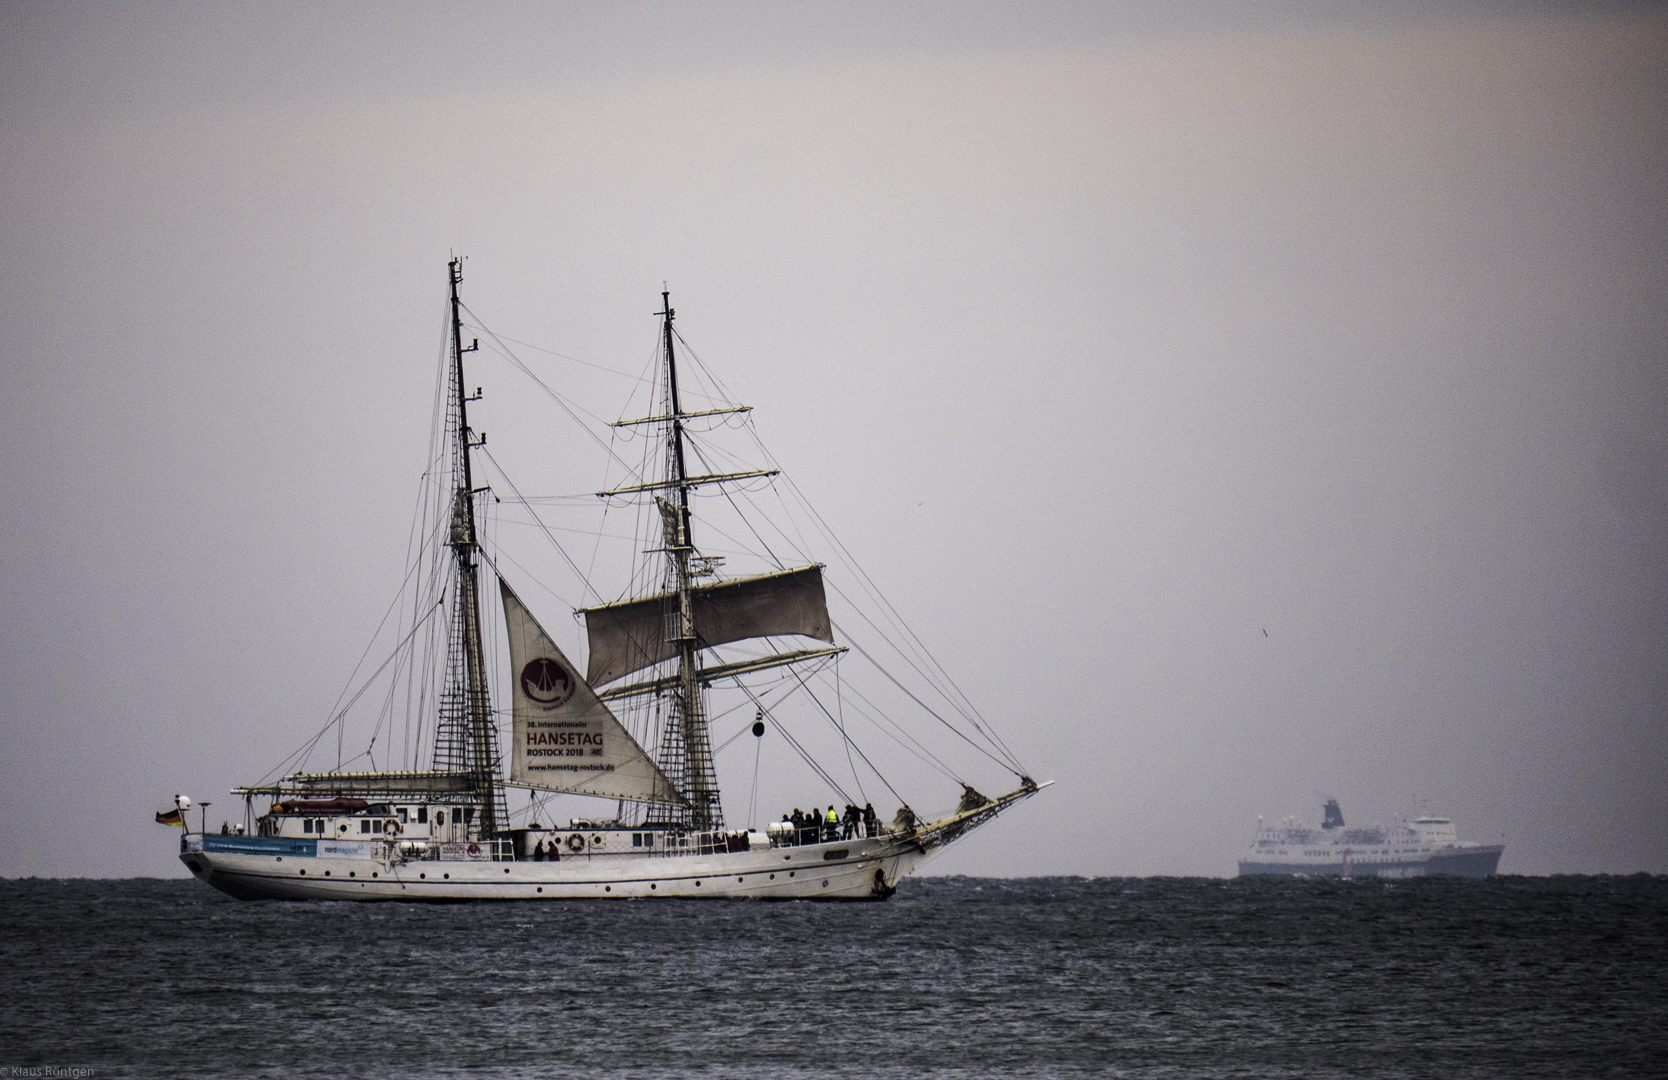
[174,259,1043,900]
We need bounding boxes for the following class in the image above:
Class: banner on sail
[580,565,833,686]
[500,579,685,807]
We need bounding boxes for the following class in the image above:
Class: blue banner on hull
[196,834,318,857]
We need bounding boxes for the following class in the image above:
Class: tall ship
[169,259,1043,901]
[1238,800,1504,878]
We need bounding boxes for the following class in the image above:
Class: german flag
[155,807,185,827]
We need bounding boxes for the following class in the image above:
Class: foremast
[658,292,720,831]
[239,259,507,826]
[435,257,503,836]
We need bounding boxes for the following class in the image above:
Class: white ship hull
[182,832,925,902]
[1238,845,1504,879]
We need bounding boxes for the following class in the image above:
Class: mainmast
[584,293,836,827]
[659,291,721,830]
[443,257,500,837]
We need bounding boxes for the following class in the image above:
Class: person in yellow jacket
[825,805,839,842]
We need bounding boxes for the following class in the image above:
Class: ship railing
[513,826,895,861]
[392,838,513,863]
[521,832,753,860]
[765,825,889,848]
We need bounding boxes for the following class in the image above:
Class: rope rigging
[256,285,1031,830]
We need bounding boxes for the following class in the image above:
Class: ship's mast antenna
[448,257,500,837]
[659,289,719,830]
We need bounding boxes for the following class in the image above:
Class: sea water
[2,875,1664,1078]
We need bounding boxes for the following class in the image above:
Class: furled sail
[580,565,834,687]
[500,579,685,806]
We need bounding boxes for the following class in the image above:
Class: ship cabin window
[303,819,312,834]
[360,819,371,834]
[435,811,445,827]
[315,819,325,834]
[417,807,428,824]
[462,808,475,825]
[633,833,643,847]
[397,808,409,824]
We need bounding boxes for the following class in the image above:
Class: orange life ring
[567,833,586,852]
[384,818,402,836]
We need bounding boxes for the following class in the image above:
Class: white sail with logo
[500,579,684,807]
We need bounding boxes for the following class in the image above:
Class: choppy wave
[2,874,1664,1078]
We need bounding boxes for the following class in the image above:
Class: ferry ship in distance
[1238,800,1504,878]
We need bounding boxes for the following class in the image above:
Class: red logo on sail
[520,658,575,710]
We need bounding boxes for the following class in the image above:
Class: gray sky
[2,2,1665,878]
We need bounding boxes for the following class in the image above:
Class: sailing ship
[173,259,1043,900]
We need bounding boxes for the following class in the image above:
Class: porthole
[323,871,330,877]
[536,887,543,893]
[420,873,426,879]
[695,881,701,887]
[443,873,450,880]
[504,868,510,874]
[737,877,744,883]
[605,886,611,892]
[275,857,283,862]
[371,872,377,878]
[823,880,829,887]
[788,871,795,877]
[650,883,657,890]
[348,872,355,878]
[769,874,775,879]
[299,869,306,875]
